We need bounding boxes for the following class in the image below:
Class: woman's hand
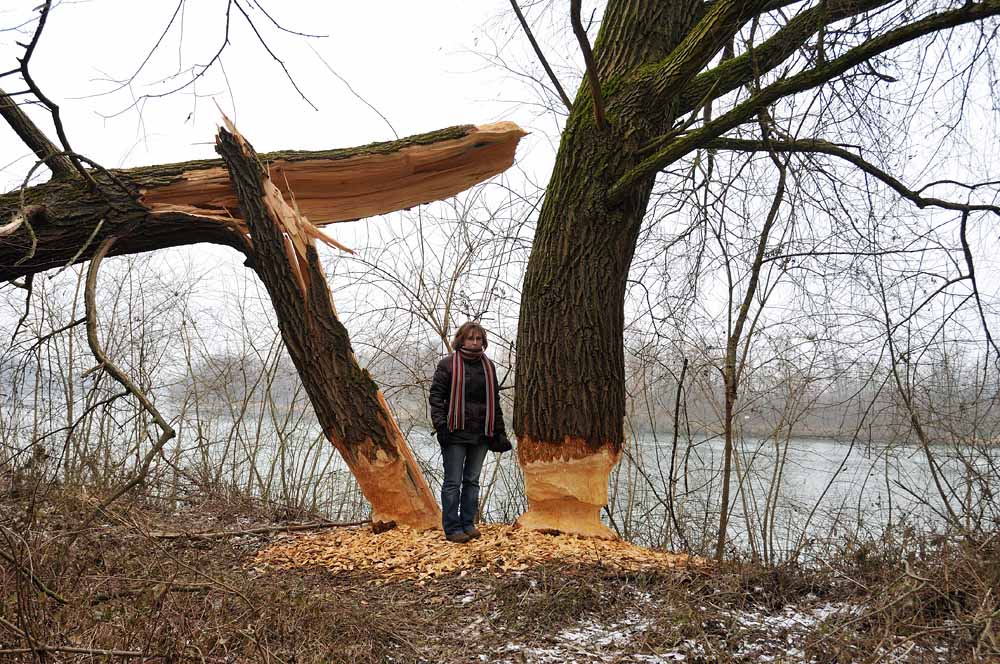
[435,425,450,445]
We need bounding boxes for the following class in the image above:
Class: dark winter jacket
[429,354,506,439]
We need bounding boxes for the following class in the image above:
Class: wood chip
[253,524,704,583]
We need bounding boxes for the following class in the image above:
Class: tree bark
[515,0,702,538]
[514,0,1000,544]
[215,120,440,529]
[0,123,525,280]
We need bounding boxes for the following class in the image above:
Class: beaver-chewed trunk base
[335,391,440,531]
[516,438,620,539]
[215,119,444,532]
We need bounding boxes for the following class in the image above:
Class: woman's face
[463,330,484,351]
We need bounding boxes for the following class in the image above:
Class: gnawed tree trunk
[2,120,524,529]
[514,0,708,540]
[511,6,779,538]
[0,123,525,280]
[215,119,442,529]
[514,0,1000,544]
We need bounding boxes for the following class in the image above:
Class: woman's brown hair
[451,321,488,351]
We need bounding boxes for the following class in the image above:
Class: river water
[158,412,997,560]
[408,430,997,559]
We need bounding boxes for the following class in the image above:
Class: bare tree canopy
[511,0,1000,548]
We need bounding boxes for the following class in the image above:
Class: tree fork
[215,120,440,530]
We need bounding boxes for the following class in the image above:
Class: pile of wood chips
[253,524,701,583]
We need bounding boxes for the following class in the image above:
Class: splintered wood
[254,524,700,583]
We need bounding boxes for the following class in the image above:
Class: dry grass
[1,484,995,662]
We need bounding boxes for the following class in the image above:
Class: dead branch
[102,507,259,612]
[89,582,214,606]
[79,236,176,526]
[0,546,67,605]
[0,645,148,658]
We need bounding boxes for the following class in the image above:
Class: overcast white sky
[1,1,569,191]
[3,1,999,359]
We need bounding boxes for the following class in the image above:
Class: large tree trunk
[513,0,1000,544]
[0,123,524,280]
[215,121,444,529]
[515,0,702,538]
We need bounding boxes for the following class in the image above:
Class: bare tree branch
[248,0,328,38]
[79,235,177,530]
[16,1,98,189]
[508,0,572,111]
[0,87,73,179]
[232,0,318,111]
[97,0,235,117]
[676,0,895,116]
[639,0,774,104]
[707,136,1000,216]
[958,211,1000,362]
[609,0,1000,203]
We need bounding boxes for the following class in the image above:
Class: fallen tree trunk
[0,123,525,280]
[215,119,441,530]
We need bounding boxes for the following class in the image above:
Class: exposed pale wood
[0,122,526,280]
[516,436,620,539]
[216,121,442,530]
[141,122,526,227]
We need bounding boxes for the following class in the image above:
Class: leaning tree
[0,1,525,530]
[509,0,1000,550]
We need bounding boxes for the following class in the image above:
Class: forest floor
[1,486,996,663]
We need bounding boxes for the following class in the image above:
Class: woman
[429,322,510,543]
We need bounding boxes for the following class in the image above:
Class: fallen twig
[0,545,67,605]
[89,582,214,605]
[150,519,370,540]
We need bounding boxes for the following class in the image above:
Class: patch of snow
[501,617,703,663]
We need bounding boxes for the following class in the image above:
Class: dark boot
[464,526,482,539]
[446,531,471,543]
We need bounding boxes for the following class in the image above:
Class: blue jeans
[440,438,488,536]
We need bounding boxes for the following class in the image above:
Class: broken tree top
[0,122,526,280]
[140,122,528,226]
[253,524,703,584]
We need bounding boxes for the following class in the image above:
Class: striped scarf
[446,348,496,436]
